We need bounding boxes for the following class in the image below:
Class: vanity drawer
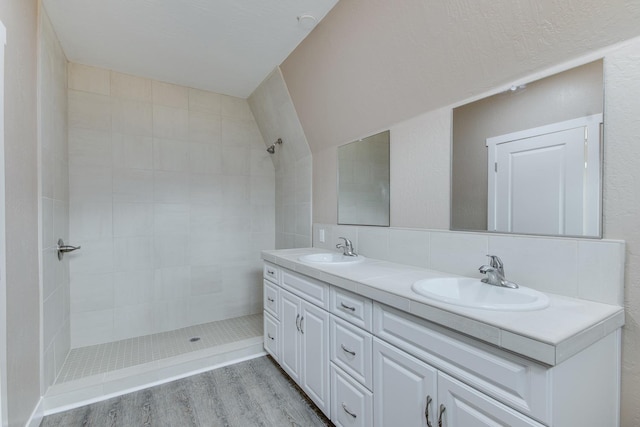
[281,270,329,309]
[263,280,279,318]
[373,303,549,423]
[264,312,279,361]
[263,263,279,284]
[330,287,373,332]
[330,364,373,427]
[330,316,373,390]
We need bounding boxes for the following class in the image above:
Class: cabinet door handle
[425,395,433,427]
[267,333,275,341]
[267,297,275,302]
[341,403,357,419]
[295,314,301,332]
[340,302,356,312]
[267,269,275,275]
[299,316,304,334]
[341,344,356,357]
[438,404,446,427]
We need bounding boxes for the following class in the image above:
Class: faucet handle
[337,237,352,246]
[486,255,503,271]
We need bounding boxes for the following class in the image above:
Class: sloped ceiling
[42,0,339,98]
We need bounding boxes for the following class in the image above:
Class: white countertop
[262,248,624,366]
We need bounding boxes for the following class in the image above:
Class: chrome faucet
[336,237,357,257]
[479,255,519,289]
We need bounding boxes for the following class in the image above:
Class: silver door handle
[57,238,81,261]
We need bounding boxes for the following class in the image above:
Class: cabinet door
[373,338,437,427]
[331,364,373,427]
[280,290,301,383]
[263,312,279,361]
[300,300,331,417]
[437,373,544,427]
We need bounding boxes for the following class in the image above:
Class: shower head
[266,138,283,154]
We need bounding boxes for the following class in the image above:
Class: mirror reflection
[338,130,390,226]
[451,60,603,237]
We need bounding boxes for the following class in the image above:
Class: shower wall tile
[68,63,110,95]
[188,111,221,144]
[111,71,153,102]
[188,88,222,114]
[113,169,154,203]
[112,134,153,170]
[113,237,154,272]
[111,98,153,136]
[114,304,154,340]
[113,202,154,237]
[153,138,189,172]
[154,203,190,235]
[189,142,223,174]
[68,128,112,167]
[41,10,70,391]
[71,309,114,347]
[68,65,275,347]
[114,270,154,307]
[68,90,111,131]
[152,80,189,109]
[69,200,113,240]
[153,105,189,140]
[70,272,114,313]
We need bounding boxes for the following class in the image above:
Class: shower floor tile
[56,313,263,384]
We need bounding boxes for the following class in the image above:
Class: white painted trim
[25,398,44,427]
[0,19,9,427]
[43,346,266,416]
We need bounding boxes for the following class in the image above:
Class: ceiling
[42,0,339,98]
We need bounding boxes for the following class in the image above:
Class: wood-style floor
[41,356,332,427]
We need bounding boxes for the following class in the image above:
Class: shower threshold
[43,313,264,415]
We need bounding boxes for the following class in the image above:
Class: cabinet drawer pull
[267,269,275,275]
[299,316,304,334]
[438,404,446,427]
[340,344,356,357]
[425,395,433,427]
[341,403,357,419]
[267,296,275,302]
[267,333,275,341]
[340,302,356,312]
[295,314,301,332]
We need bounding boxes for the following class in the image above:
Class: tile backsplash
[313,223,625,306]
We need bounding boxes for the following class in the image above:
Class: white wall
[38,5,69,392]
[67,64,275,347]
[0,0,41,425]
[248,68,312,249]
[279,2,640,424]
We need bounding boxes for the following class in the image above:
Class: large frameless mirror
[338,130,390,226]
[451,60,604,237]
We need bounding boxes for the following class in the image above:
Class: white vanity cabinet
[263,260,621,427]
[263,265,331,418]
[262,263,280,361]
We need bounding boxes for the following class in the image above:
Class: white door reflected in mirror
[487,114,602,236]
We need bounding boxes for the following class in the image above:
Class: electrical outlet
[319,229,325,243]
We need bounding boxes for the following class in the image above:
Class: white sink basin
[298,253,365,264]
[411,277,549,311]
